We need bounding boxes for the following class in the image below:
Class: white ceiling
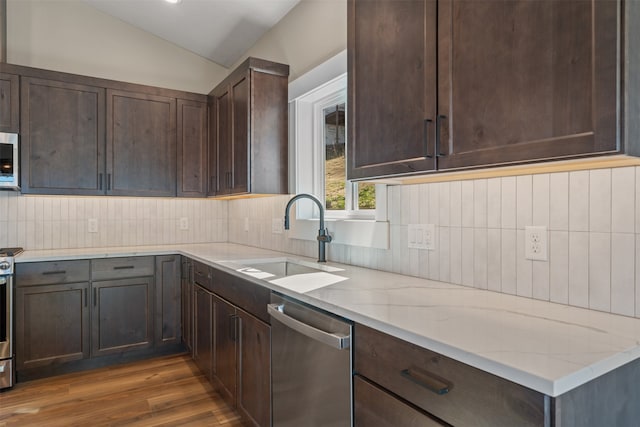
[83,0,301,68]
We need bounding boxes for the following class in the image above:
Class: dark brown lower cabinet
[194,284,213,380]
[208,274,271,427]
[354,375,444,427]
[154,255,181,347]
[16,283,90,369]
[212,294,237,403]
[237,310,271,427]
[91,277,154,357]
[183,268,271,426]
[181,257,194,353]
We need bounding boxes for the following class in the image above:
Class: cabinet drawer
[354,324,547,427]
[193,261,212,290]
[17,260,90,286]
[212,268,270,324]
[355,375,445,427]
[91,256,154,281]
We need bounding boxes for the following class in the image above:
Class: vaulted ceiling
[83,0,301,68]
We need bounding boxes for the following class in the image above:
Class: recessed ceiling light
[165,0,182,4]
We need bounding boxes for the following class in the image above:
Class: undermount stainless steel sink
[244,260,322,277]
[227,258,348,292]
[231,257,344,279]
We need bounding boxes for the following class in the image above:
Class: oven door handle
[267,303,350,350]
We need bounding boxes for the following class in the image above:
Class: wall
[0,193,228,250]
[6,0,227,94]
[231,0,347,82]
[229,166,640,319]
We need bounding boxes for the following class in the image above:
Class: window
[323,103,377,213]
[288,51,389,249]
[292,73,377,220]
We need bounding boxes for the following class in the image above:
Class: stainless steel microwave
[0,133,19,191]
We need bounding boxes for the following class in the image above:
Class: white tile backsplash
[501,177,517,229]
[589,169,612,232]
[569,171,590,231]
[8,163,640,320]
[487,178,501,229]
[474,179,488,228]
[612,233,635,316]
[612,167,635,233]
[549,172,569,231]
[516,175,533,229]
[589,232,611,312]
[569,231,590,308]
[0,193,227,250]
[549,230,569,304]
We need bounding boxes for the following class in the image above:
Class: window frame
[287,51,389,250]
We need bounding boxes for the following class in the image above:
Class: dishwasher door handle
[267,303,350,350]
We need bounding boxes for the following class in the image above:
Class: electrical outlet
[525,226,548,261]
[244,217,249,232]
[88,218,98,233]
[179,217,189,230]
[272,218,283,234]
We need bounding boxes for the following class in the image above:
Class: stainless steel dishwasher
[269,293,353,427]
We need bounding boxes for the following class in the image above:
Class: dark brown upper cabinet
[21,77,106,195]
[348,0,621,180]
[177,99,208,197]
[348,0,437,180]
[0,72,19,133]
[106,89,177,197]
[437,0,619,170]
[209,57,289,197]
[8,63,207,197]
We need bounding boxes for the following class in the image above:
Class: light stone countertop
[15,243,640,397]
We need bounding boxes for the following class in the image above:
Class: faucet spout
[284,193,332,262]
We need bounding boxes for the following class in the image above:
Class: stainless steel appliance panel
[0,132,19,191]
[270,293,352,427]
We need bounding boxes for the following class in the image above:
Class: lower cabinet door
[16,283,90,369]
[194,284,212,379]
[212,294,238,404]
[237,310,271,427]
[91,277,154,357]
[155,255,181,347]
[355,375,445,427]
[181,258,194,353]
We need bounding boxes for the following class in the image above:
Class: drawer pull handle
[401,368,451,395]
[42,270,66,275]
[113,266,135,270]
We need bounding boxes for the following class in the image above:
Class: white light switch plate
[272,218,283,234]
[408,224,436,250]
[88,218,98,233]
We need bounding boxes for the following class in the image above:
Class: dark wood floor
[0,354,243,427]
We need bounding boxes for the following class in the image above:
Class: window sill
[287,218,389,250]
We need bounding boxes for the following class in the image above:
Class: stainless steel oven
[0,132,19,191]
[0,253,15,390]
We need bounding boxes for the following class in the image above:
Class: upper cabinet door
[231,75,249,195]
[437,0,619,170]
[106,90,177,197]
[177,99,208,197]
[348,0,438,180]
[212,86,232,196]
[0,73,19,133]
[21,77,105,195]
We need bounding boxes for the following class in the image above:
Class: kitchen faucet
[284,193,332,263]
